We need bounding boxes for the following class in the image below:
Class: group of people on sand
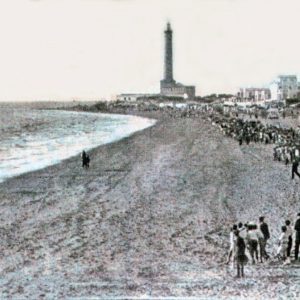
[209,114,300,179]
[227,214,300,278]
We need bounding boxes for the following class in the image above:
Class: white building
[237,87,271,102]
[270,75,298,101]
[116,93,157,102]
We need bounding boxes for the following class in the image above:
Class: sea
[0,102,156,183]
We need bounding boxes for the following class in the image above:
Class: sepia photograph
[0,0,300,299]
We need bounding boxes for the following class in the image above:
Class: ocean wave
[0,108,156,183]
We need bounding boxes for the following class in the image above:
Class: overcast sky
[1,0,300,101]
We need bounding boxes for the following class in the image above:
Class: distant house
[116,93,157,102]
[270,75,298,101]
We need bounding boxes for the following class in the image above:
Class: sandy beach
[1,111,300,299]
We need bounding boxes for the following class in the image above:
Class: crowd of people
[159,105,207,119]
[227,214,300,278]
[209,113,300,179]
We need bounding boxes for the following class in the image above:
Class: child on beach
[226,224,238,264]
[277,226,289,263]
[234,230,248,278]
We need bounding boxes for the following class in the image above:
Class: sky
[1,0,300,101]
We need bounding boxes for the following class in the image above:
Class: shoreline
[1,110,300,298]
[0,109,157,186]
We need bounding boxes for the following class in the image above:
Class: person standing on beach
[234,230,248,278]
[81,150,90,168]
[292,159,300,179]
[259,216,270,262]
[277,226,288,263]
[285,220,293,264]
[246,223,260,264]
[226,224,238,264]
[294,213,300,261]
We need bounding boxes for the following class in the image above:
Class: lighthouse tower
[163,22,175,83]
[160,22,195,99]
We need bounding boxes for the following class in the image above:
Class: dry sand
[0,112,300,299]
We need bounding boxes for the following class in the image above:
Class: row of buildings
[237,75,300,103]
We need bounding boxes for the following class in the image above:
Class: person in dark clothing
[234,230,248,278]
[290,150,295,163]
[81,150,90,169]
[292,159,300,179]
[294,213,300,261]
[259,216,270,262]
[81,150,87,167]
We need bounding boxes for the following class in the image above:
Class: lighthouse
[160,22,195,99]
[163,22,175,83]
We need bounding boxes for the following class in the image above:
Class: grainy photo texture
[0,0,300,299]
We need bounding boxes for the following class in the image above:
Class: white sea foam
[0,107,156,183]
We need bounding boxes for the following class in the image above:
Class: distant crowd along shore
[227,215,300,278]
[208,109,300,180]
[83,101,300,179]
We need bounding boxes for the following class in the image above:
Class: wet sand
[0,112,300,299]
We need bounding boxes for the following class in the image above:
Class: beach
[1,111,300,298]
